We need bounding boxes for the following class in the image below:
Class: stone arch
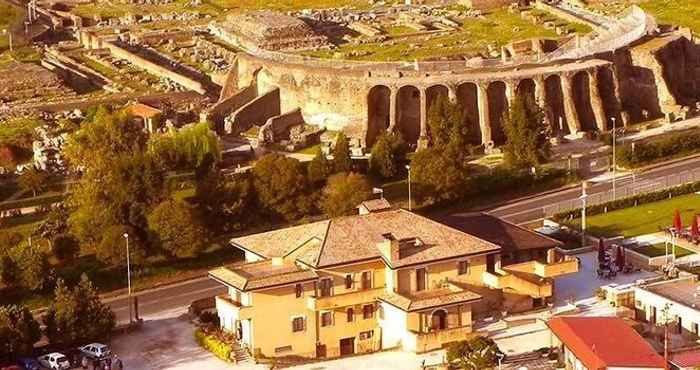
[397,85,421,146]
[366,85,391,147]
[457,82,481,144]
[544,74,568,136]
[487,81,508,145]
[572,71,597,131]
[426,85,449,112]
[430,309,448,331]
[516,78,537,105]
[597,67,620,130]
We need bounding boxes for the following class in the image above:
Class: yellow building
[209,201,579,360]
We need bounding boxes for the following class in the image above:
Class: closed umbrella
[598,238,606,264]
[692,215,699,239]
[617,245,625,271]
[673,209,683,234]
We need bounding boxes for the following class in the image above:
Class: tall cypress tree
[502,95,550,169]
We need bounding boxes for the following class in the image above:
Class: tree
[502,95,551,169]
[51,234,79,262]
[446,337,500,370]
[9,243,51,291]
[148,198,208,259]
[195,161,256,232]
[0,304,41,360]
[427,94,477,158]
[97,225,146,267]
[44,275,116,348]
[252,153,314,221]
[321,173,372,217]
[307,147,332,185]
[410,147,468,204]
[18,167,47,197]
[332,133,352,174]
[149,122,221,171]
[35,205,69,241]
[0,255,19,288]
[369,132,407,180]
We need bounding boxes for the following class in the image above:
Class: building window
[458,261,469,275]
[361,271,372,290]
[321,311,333,327]
[347,308,354,322]
[693,322,698,336]
[319,278,333,297]
[345,274,353,290]
[295,283,303,298]
[416,268,427,291]
[292,317,305,332]
[359,330,373,340]
[363,304,374,319]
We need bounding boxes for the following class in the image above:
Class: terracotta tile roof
[209,261,317,291]
[548,317,666,370]
[378,287,482,312]
[231,220,330,259]
[670,348,700,368]
[231,210,500,269]
[127,103,162,119]
[440,213,563,252]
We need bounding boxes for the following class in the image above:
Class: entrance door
[487,254,496,272]
[316,343,326,358]
[241,319,252,347]
[340,337,355,356]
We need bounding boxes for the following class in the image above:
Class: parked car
[78,343,111,359]
[37,353,70,370]
[16,358,40,370]
[61,348,85,367]
[0,363,22,370]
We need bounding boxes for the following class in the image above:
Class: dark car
[62,348,85,368]
[16,358,40,370]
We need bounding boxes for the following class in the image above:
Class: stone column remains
[477,83,493,146]
[589,69,608,131]
[534,76,547,109]
[561,73,582,134]
[388,87,398,133]
[447,84,457,103]
[418,88,429,149]
[505,79,518,107]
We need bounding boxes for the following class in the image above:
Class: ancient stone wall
[260,108,306,142]
[225,88,281,135]
[208,84,257,130]
[459,0,513,11]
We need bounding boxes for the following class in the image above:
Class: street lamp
[406,165,412,211]
[1,29,12,53]
[611,117,617,201]
[579,181,589,249]
[123,232,132,323]
[496,352,505,370]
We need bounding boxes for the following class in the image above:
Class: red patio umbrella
[692,215,699,239]
[598,238,606,264]
[617,245,625,270]
[673,209,683,233]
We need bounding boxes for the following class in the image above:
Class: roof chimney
[377,233,400,263]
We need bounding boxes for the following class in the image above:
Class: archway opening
[487,81,508,145]
[517,79,537,105]
[572,71,597,131]
[597,67,620,130]
[457,82,481,145]
[397,85,421,146]
[545,75,568,136]
[431,309,448,331]
[366,85,391,147]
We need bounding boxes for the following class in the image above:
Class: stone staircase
[232,342,253,364]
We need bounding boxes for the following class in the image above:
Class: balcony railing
[307,287,384,311]
[413,325,473,353]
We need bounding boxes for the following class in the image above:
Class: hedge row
[616,132,700,168]
[552,181,700,221]
[194,328,233,362]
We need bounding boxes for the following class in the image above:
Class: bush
[553,181,700,221]
[616,132,700,168]
[199,311,220,326]
[195,328,233,362]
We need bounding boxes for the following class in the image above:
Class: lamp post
[611,117,617,201]
[496,353,505,370]
[123,232,132,324]
[580,181,589,249]
[406,165,412,211]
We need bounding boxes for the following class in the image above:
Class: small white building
[633,277,700,337]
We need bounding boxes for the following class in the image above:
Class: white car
[79,343,111,359]
[37,353,70,370]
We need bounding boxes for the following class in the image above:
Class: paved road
[103,156,700,323]
[107,277,226,324]
[484,155,700,224]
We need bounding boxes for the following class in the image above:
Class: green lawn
[302,8,591,61]
[591,0,700,33]
[634,242,695,258]
[569,193,700,238]
[0,0,22,50]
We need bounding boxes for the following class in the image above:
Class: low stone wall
[260,108,305,142]
[102,41,207,95]
[225,88,281,135]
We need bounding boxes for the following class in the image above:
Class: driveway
[111,307,267,370]
[286,349,446,370]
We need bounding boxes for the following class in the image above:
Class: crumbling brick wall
[226,88,281,135]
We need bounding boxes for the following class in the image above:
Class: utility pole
[123,233,133,324]
[580,181,589,249]
[405,165,412,211]
[611,117,617,201]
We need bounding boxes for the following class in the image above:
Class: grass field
[568,193,700,238]
[634,242,695,258]
[0,0,22,50]
[303,8,591,61]
[591,0,700,33]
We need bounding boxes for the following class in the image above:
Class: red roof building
[548,316,667,370]
[669,348,700,370]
